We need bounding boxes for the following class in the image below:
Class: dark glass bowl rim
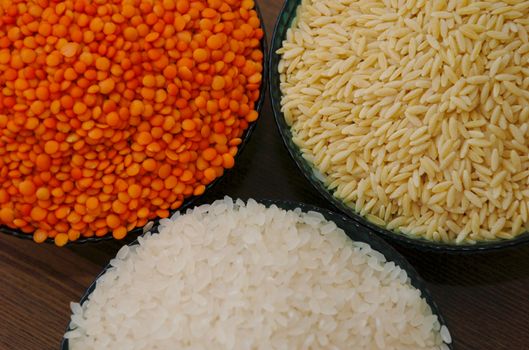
[0,4,268,245]
[61,198,453,349]
[268,0,529,253]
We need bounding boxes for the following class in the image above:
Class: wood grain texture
[1,1,529,349]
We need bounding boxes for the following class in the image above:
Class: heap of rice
[278,0,529,243]
[65,198,451,349]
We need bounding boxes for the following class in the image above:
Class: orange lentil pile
[0,0,263,245]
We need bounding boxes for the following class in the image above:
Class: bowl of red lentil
[0,0,267,246]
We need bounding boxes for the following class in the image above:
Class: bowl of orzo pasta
[270,0,529,251]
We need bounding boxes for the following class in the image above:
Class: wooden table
[2,2,529,349]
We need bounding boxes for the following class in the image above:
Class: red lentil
[0,0,263,245]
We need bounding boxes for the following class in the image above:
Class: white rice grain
[66,199,449,349]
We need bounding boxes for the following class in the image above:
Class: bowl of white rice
[62,198,452,349]
[269,0,529,251]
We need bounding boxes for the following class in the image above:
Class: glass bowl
[61,199,453,349]
[0,4,268,245]
[268,0,529,252]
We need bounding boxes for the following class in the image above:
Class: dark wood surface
[2,1,529,349]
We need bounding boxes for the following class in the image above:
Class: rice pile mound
[65,198,450,349]
[278,0,529,243]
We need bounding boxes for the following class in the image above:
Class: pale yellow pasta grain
[279,0,529,243]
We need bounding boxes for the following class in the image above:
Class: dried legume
[0,0,264,245]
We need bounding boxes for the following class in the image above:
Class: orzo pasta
[278,0,529,243]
